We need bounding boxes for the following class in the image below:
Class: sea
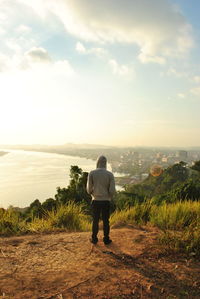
[0,149,111,208]
[0,149,121,209]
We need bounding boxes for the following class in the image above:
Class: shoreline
[18,148,128,187]
[0,151,8,157]
[2,147,127,177]
[0,149,125,209]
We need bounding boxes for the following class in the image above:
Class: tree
[172,179,200,201]
[42,198,57,211]
[26,199,43,219]
[55,166,91,208]
[69,165,82,190]
[55,187,70,205]
[191,160,200,172]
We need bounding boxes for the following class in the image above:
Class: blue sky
[0,0,200,147]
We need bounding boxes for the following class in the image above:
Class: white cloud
[89,47,107,58]
[5,38,22,53]
[194,76,200,83]
[190,87,200,97]
[28,57,74,77]
[0,53,11,72]
[166,67,188,78]
[0,1,39,59]
[76,42,86,54]
[20,0,194,64]
[76,42,131,77]
[177,93,186,99]
[25,47,52,64]
[0,28,5,35]
[2,0,193,67]
[17,0,47,18]
[51,60,75,76]
[5,47,53,70]
[15,24,32,34]
[75,41,107,59]
[0,46,74,77]
[138,53,166,65]
[109,59,133,77]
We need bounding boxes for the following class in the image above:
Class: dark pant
[91,200,110,239]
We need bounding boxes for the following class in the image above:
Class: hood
[96,155,107,169]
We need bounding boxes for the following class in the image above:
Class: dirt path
[0,226,200,299]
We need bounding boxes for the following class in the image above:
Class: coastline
[0,150,97,208]
[21,148,128,187]
[0,151,8,157]
[0,147,127,190]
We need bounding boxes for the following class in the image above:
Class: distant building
[162,156,168,163]
[141,173,149,180]
[156,152,162,159]
[132,151,139,160]
[176,150,188,161]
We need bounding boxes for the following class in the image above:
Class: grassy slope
[1,201,200,257]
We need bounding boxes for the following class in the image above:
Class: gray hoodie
[86,156,116,201]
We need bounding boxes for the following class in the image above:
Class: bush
[110,201,152,227]
[159,226,200,257]
[27,202,91,233]
[0,208,24,236]
[150,201,200,230]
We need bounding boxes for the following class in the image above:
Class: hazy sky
[0,0,200,147]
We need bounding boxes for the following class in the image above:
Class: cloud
[0,53,11,72]
[5,38,22,53]
[0,28,5,35]
[20,0,194,64]
[0,0,75,75]
[0,45,74,77]
[76,42,86,54]
[0,47,51,73]
[17,0,47,18]
[109,59,133,77]
[166,67,188,78]
[51,60,75,76]
[15,24,32,34]
[138,53,166,65]
[76,42,131,77]
[190,87,200,97]
[177,93,186,99]
[194,76,200,83]
[0,1,43,60]
[1,47,53,71]
[24,47,52,64]
[75,41,107,58]
[88,47,107,58]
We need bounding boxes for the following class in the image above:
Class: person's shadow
[99,241,200,298]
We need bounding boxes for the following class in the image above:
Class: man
[87,155,116,245]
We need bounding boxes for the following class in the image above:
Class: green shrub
[159,226,200,257]
[27,202,91,233]
[0,208,22,236]
[150,201,200,230]
[110,201,152,227]
[110,207,136,226]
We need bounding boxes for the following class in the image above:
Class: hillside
[1,227,200,299]
[123,161,200,206]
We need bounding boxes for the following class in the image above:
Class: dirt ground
[0,226,200,299]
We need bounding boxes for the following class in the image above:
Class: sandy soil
[0,226,200,299]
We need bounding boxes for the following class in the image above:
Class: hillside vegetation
[1,161,200,257]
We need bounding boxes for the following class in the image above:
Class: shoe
[90,237,98,244]
[103,237,112,245]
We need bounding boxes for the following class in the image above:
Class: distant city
[1,144,200,187]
